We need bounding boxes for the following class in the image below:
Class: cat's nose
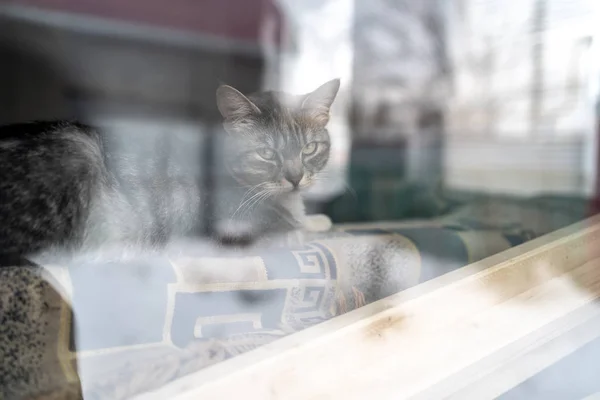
[285,172,303,188]
[283,160,303,188]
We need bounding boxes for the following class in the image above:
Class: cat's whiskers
[238,182,269,204]
[231,184,274,221]
[239,189,274,219]
[230,183,269,220]
[231,190,265,219]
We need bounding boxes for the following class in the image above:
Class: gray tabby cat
[0,79,340,265]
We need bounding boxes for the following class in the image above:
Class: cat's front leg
[302,214,333,233]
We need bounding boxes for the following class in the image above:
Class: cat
[212,79,339,243]
[0,79,340,265]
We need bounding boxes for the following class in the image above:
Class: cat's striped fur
[0,79,340,265]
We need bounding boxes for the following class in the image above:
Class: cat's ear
[216,85,261,123]
[301,79,340,126]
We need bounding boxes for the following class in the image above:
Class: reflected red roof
[12,0,284,46]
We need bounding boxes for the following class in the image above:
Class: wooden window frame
[135,214,600,399]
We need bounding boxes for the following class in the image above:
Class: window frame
[135,214,600,399]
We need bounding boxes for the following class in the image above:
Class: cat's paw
[303,214,333,233]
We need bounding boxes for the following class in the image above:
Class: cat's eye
[257,148,276,160]
[302,142,318,156]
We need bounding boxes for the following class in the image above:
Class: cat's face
[216,79,340,195]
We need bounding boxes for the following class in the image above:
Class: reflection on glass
[0,0,599,398]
